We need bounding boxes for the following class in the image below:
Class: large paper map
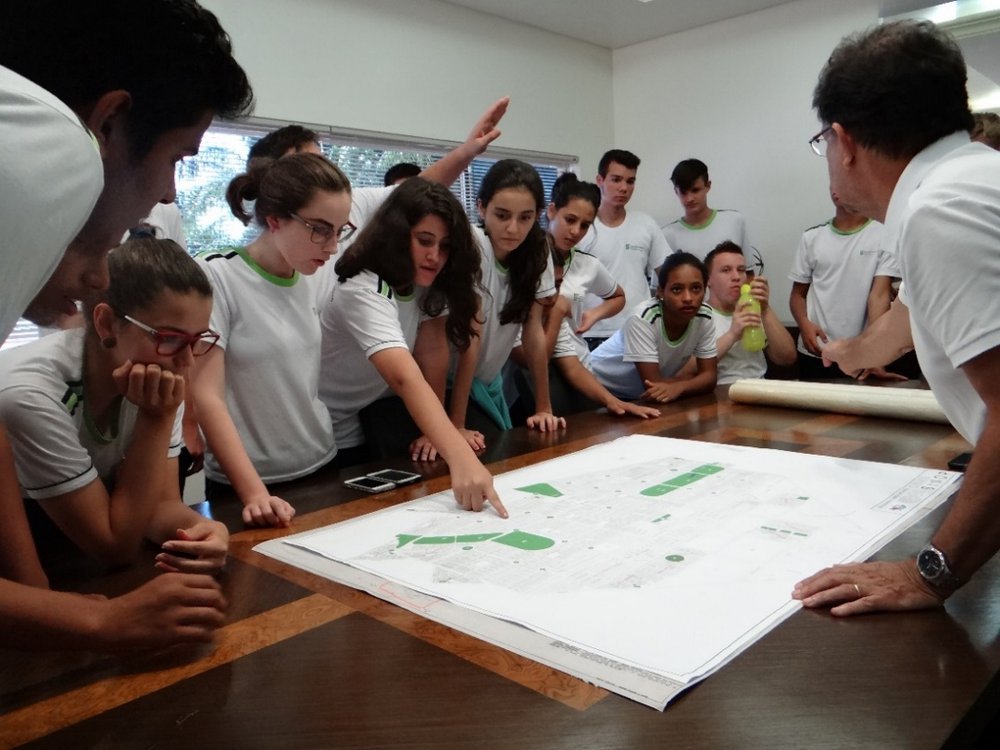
[256,435,960,709]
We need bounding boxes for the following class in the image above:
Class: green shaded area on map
[396,530,555,550]
[515,483,563,497]
[641,463,724,496]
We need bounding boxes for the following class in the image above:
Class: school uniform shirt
[578,211,670,339]
[0,329,183,500]
[197,247,335,484]
[122,202,188,251]
[709,305,767,385]
[590,300,717,400]
[551,324,593,370]
[661,209,750,262]
[0,65,103,342]
[474,225,556,383]
[315,185,397,305]
[319,269,430,449]
[555,247,618,360]
[886,133,1000,445]
[788,219,898,357]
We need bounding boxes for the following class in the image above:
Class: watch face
[918,548,944,577]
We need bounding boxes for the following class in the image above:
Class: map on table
[256,434,960,709]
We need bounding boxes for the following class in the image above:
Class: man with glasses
[787,188,900,380]
[793,20,1000,616]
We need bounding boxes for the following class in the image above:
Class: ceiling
[440,0,1000,109]
[439,0,796,49]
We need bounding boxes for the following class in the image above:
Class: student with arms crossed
[662,158,752,263]
[319,179,506,516]
[704,242,795,384]
[792,21,1000,615]
[0,0,253,649]
[578,150,671,349]
[0,239,229,571]
[591,253,717,404]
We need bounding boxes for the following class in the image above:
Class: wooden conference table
[2,385,998,749]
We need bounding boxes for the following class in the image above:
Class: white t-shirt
[319,269,428,448]
[123,202,187,251]
[0,329,183,499]
[788,218,899,356]
[578,211,671,339]
[886,133,1000,445]
[197,247,335,484]
[709,305,766,385]
[473,225,556,383]
[661,209,750,262]
[555,247,618,361]
[0,65,103,342]
[315,185,396,305]
[590,300,717,400]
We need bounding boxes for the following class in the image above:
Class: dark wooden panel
[3,386,995,750]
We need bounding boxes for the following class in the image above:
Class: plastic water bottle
[739,283,766,352]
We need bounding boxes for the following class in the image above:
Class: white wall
[202,0,614,177]
[613,0,878,321]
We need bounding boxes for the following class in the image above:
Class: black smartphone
[368,469,422,486]
[947,451,973,472]
[344,475,396,494]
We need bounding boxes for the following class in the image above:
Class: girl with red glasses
[0,238,229,575]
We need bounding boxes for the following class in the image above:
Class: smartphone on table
[344,468,423,494]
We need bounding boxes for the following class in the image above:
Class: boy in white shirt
[578,149,671,349]
[788,190,901,380]
[662,158,753,264]
[704,242,795,385]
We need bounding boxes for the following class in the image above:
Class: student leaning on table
[0,239,229,574]
[0,0,253,649]
[792,20,1000,615]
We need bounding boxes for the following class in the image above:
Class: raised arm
[419,97,509,187]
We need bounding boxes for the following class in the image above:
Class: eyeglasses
[122,314,220,356]
[289,213,357,244]
[809,126,833,157]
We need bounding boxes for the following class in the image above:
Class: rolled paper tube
[728,379,950,424]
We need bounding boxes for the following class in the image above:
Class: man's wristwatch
[916,544,962,593]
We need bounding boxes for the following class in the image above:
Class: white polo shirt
[886,132,1000,444]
